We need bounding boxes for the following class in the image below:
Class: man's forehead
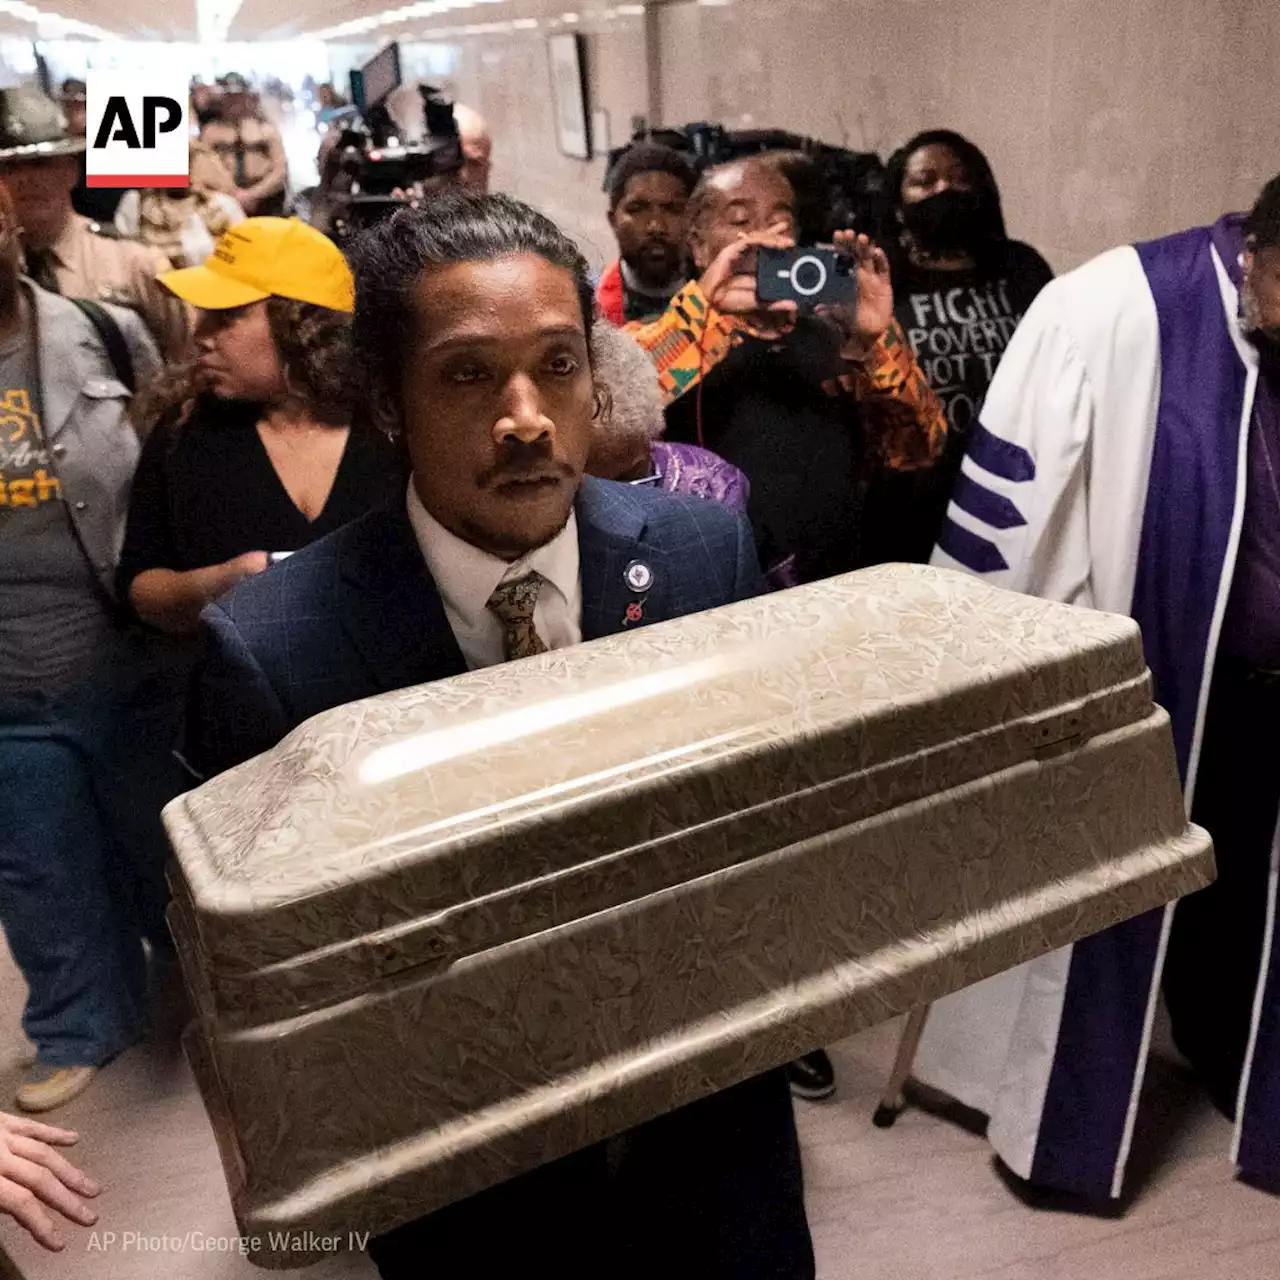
[409,254,584,335]
[626,169,687,198]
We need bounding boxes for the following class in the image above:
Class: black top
[117,397,406,598]
[663,318,864,585]
[862,240,1053,565]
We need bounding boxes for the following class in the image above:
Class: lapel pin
[624,560,654,593]
[625,602,644,625]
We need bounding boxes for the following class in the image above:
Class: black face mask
[901,188,991,254]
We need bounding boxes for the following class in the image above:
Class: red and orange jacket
[595,259,627,328]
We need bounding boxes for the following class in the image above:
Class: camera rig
[324,43,464,242]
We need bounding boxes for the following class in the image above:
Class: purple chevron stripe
[967,420,1037,483]
[951,472,1027,530]
[936,517,1009,573]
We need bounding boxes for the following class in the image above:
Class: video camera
[325,42,464,241]
[604,122,892,245]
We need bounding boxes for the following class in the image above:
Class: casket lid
[165,565,1147,988]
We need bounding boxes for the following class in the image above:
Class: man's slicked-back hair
[1246,174,1280,251]
[348,192,596,436]
[605,142,696,211]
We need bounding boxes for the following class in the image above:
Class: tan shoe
[15,1065,97,1113]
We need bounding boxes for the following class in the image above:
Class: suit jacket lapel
[338,501,468,691]
[340,481,667,690]
[576,477,670,641]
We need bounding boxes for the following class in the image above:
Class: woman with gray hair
[587,321,805,589]
[587,319,749,508]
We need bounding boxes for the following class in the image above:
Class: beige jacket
[200,115,287,204]
[37,213,191,362]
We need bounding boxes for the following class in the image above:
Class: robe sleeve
[931,280,1097,608]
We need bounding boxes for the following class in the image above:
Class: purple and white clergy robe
[923,214,1279,1199]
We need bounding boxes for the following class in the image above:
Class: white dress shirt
[406,483,583,670]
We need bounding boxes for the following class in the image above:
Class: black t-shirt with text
[663,319,865,585]
[861,240,1053,565]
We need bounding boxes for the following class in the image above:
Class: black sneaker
[787,1049,836,1101]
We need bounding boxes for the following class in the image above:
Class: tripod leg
[872,1003,931,1128]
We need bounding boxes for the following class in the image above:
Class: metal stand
[872,1003,930,1128]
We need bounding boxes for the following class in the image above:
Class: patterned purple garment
[649,441,797,590]
[650,441,749,510]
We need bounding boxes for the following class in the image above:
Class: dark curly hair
[347,192,598,440]
[605,142,697,211]
[130,296,355,439]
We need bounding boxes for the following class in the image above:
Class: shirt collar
[405,481,580,622]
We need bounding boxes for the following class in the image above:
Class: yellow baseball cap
[159,217,354,312]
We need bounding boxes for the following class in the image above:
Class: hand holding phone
[820,231,894,360]
[697,225,798,324]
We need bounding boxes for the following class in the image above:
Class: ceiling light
[0,0,112,37]
[314,0,505,40]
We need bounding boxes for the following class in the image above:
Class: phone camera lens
[794,260,824,292]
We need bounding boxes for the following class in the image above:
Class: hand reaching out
[0,1112,99,1251]
[215,550,270,595]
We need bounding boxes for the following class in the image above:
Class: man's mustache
[481,444,576,488]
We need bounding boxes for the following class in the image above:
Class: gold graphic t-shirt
[0,386,61,509]
[0,307,115,695]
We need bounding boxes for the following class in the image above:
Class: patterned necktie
[25,248,60,295]
[486,573,548,661]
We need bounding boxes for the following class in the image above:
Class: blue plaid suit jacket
[189,476,764,778]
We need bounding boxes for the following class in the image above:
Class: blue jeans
[0,636,186,1068]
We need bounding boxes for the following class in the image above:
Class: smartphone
[756,246,855,309]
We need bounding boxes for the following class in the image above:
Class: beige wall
[358,0,1280,273]
[391,7,650,271]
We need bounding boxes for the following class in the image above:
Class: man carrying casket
[185,193,813,1279]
